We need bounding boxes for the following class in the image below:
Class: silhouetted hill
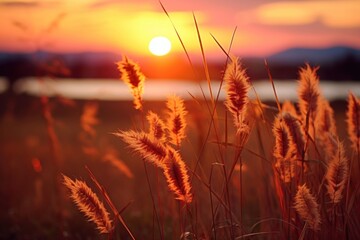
[268,46,360,64]
[265,46,360,81]
[1,46,360,83]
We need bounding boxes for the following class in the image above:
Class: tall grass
[58,8,360,239]
[60,54,360,239]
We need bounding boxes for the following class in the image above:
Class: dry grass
[347,92,360,153]
[224,56,250,133]
[294,184,321,231]
[163,147,192,204]
[62,174,113,234]
[1,51,360,239]
[114,130,168,168]
[56,56,360,239]
[166,95,187,147]
[116,56,145,110]
[325,141,348,205]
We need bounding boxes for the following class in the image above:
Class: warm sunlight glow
[257,1,360,28]
[148,36,172,56]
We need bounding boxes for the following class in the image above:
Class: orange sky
[0,0,359,59]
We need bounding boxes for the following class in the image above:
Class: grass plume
[147,111,167,143]
[62,174,112,234]
[297,64,320,124]
[294,184,321,231]
[116,56,145,110]
[80,102,99,137]
[166,95,187,147]
[163,147,193,203]
[282,112,305,162]
[316,98,338,158]
[325,141,349,204]
[347,92,360,153]
[114,130,167,168]
[224,56,250,132]
[273,113,296,183]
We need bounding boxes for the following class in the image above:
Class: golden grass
[224,56,250,133]
[166,95,187,147]
[273,113,296,183]
[115,95,193,204]
[163,147,193,203]
[62,174,113,234]
[116,56,145,110]
[114,130,168,168]
[316,98,338,159]
[147,111,167,143]
[282,112,305,164]
[298,64,320,124]
[347,92,360,153]
[294,184,321,231]
[80,102,99,138]
[57,55,360,239]
[326,141,349,204]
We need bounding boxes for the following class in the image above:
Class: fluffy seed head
[80,102,99,137]
[347,92,360,152]
[166,95,187,147]
[62,175,112,234]
[326,141,349,204]
[224,56,250,130]
[294,184,321,231]
[147,111,167,143]
[297,64,320,122]
[273,114,297,183]
[282,112,305,160]
[315,98,338,159]
[115,130,167,168]
[163,147,192,203]
[116,56,145,110]
[316,98,337,140]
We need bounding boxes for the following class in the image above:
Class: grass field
[0,82,357,239]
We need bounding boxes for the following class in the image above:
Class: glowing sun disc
[149,36,171,56]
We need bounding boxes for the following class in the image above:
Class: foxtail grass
[273,113,296,183]
[116,56,145,110]
[224,56,250,133]
[294,184,321,231]
[114,130,168,168]
[62,174,113,234]
[166,95,188,147]
[147,111,167,143]
[347,92,360,153]
[298,64,320,125]
[163,147,193,204]
[60,50,360,239]
[80,102,99,138]
[325,141,349,205]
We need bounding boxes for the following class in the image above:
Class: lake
[1,77,359,101]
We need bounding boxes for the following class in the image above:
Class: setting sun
[148,36,172,56]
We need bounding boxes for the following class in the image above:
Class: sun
[148,36,172,56]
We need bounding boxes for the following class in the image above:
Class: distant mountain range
[0,46,359,81]
[267,46,360,64]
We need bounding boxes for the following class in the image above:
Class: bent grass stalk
[84,167,135,240]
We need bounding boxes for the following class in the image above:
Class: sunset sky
[0,0,359,59]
